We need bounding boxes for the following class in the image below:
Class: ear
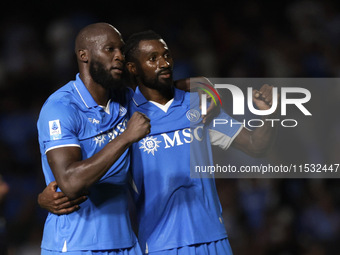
[126,62,137,75]
[77,49,88,63]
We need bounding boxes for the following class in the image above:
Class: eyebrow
[147,48,169,55]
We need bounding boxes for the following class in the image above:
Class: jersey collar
[132,86,185,107]
[73,73,98,108]
[131,86,148,106]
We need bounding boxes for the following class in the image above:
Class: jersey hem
[143,232,227,253]
[45,144,80,154]
[41,239,138,252]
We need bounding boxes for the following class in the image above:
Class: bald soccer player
[37,23,150,255]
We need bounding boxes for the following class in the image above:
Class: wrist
[113,130,135,147]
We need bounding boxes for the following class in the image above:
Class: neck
[139,85,174,105]
[79,73,110,106]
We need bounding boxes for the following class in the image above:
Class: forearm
[247,116,278,157]
[233,114,278,158]
[50,132,133,200]
[174,76,208,92]
[232,84,279,158]
[174,78,190,91]
[48,111,150,200]
[37,181,87,215]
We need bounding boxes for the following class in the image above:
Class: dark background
[0,0,339,254]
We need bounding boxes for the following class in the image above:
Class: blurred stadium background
[0,0,339,254]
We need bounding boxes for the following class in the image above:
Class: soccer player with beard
[37,23,150,255]
[37,27,277,255]
[123,30,277,255]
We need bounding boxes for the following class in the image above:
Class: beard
[89,59,127,105]
[89,60,124,91]
[140,68,174,99]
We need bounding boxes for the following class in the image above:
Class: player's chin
[112,72,123,80]
[109,77,125,91]
[158,76,173,86]
[111,69,123,79]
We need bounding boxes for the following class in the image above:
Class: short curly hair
[123,30,163,62]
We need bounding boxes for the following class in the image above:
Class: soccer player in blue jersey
[38,30,277,254]
[120,30,277,255]
[37,23,150,255]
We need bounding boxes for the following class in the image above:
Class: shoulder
[43,82,75,105]
[179,89,200,108]
[39,83,79,121]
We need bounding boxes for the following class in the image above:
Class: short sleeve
[37,100,80,154]
[207,110,243,150]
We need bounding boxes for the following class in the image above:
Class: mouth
[158,70,172,79]
[111,66,123,74]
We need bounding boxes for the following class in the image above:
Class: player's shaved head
[74,22,126,97]
[75,22,121,53]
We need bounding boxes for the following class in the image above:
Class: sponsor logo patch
[49,120,62,140]
[139,136,161,156]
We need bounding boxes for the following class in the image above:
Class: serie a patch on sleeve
[49,119,62,140]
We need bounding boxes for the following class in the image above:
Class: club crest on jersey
[49,119,62,140]
[139,136,161,156]
[119,105,127,116]
[186,109,200,122]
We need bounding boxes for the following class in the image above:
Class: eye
[105,46,114,52]
[149,55,157,62]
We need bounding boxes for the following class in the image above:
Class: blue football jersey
[129,87,241,253]
[37,74,137,252]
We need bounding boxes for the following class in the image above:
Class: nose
[114,49,124,62]
[159,57,170,68]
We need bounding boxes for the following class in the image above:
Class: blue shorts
[146,238,233,255]
[41,242,142,255]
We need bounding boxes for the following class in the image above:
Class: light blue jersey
[129,87,241,254]
[37,74,138,252]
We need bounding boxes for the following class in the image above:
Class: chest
[77,106,128,154]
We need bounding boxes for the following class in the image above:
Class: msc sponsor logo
[139,136,162,155]
[139,126,204,155]
[94,119,128,146]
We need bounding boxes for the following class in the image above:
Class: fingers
[253,84,273,106]
[138,112,150,122]
[137,112,151,135]
[130,111,150,125]
[48,181,58,191]
[52,195,87,215]
[40,181,88,215]
[126,112,151,141]
[53,192,68,201]
[54,194,87,207]
[70,195,87,206]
